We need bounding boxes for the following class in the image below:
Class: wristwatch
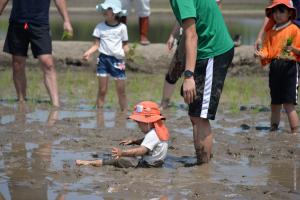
[183,70,194,78]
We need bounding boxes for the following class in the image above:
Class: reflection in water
[269,159,299,192]
[212,156,268,186]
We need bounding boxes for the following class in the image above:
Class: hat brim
[96,3,127,16]
[265,3,296,19]
[128,114,165,123]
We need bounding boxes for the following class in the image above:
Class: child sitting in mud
[76,101,170,168]
[82,0,129,111]
[254,0,300,134]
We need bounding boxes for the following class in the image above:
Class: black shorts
[186,47,234,120]
[269,59,299,105]
[3,22,52,58]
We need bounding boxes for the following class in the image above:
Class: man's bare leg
[38,54,60,107]
[12,55,27,102]
[190,116,213,164]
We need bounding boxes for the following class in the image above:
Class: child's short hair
[265,0,296,19]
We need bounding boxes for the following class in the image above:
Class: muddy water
[0,102,299,199]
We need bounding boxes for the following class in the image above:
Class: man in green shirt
[169,0,234,164]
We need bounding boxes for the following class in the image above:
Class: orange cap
[129,101,169,141]
[265,0,296,19]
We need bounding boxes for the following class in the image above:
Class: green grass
[0,68,270,111]
[221,76,269,113]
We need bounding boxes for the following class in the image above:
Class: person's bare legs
[160,80,176,109]
[75,159,103,167]
[12,55,27,102]
[115,79,127,111]
[270,104,282,131]
[96,76,109,108]
[190,117,213,164]
[38,54,59,107]
[283,103,299,134]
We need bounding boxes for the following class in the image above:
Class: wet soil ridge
[0,41,262,76]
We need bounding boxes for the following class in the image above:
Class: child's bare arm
[111,146,148,159]
[123,41,129,55]
[82,38,100,60]
[119,138,144,145]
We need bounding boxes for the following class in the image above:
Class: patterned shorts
[97,53,126,80]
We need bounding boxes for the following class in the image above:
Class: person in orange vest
[254,0,300,134]
[255,0,300,51]
[76,101,170,168]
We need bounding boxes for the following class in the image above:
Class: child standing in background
[255,0,300,134]
[83,0,129,111]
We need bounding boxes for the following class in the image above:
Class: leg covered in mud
[283,103,299,134]
[190,117,213,165]
[75,159,103,167]
[76,157,139,168]
[270,104,281,131]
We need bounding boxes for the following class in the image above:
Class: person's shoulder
[290,23,300,29]
[143,129,160,141]
[95,22,106,28]
[119,22,127,29]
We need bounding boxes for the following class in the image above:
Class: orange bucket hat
[265,0,297,31]
[266,0,296,18]
[128,101,169,141]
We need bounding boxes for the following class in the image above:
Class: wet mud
[0,101,299,200]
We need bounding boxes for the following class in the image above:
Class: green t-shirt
[169,0,233,60]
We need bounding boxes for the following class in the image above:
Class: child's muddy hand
[119,139,132,145]
[112,147,122,159]
[254,50,263,58]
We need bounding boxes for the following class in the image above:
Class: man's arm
[0,0,9,15]
[54,0,73,34]
[182,18,197,104]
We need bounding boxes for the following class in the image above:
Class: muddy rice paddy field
[0,1,300,198]
[0,100,299,200]
[0,42,299,199]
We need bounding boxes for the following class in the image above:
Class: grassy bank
[0,69,269,111]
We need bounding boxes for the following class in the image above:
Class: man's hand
[166,34,175,51]
[183,77,196,104]
[112,147,122,159]
[62,21,73,40]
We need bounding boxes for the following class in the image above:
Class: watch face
[184,70,194,78]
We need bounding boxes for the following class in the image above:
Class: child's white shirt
[141,129,168,165]
[93,22,128,59]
